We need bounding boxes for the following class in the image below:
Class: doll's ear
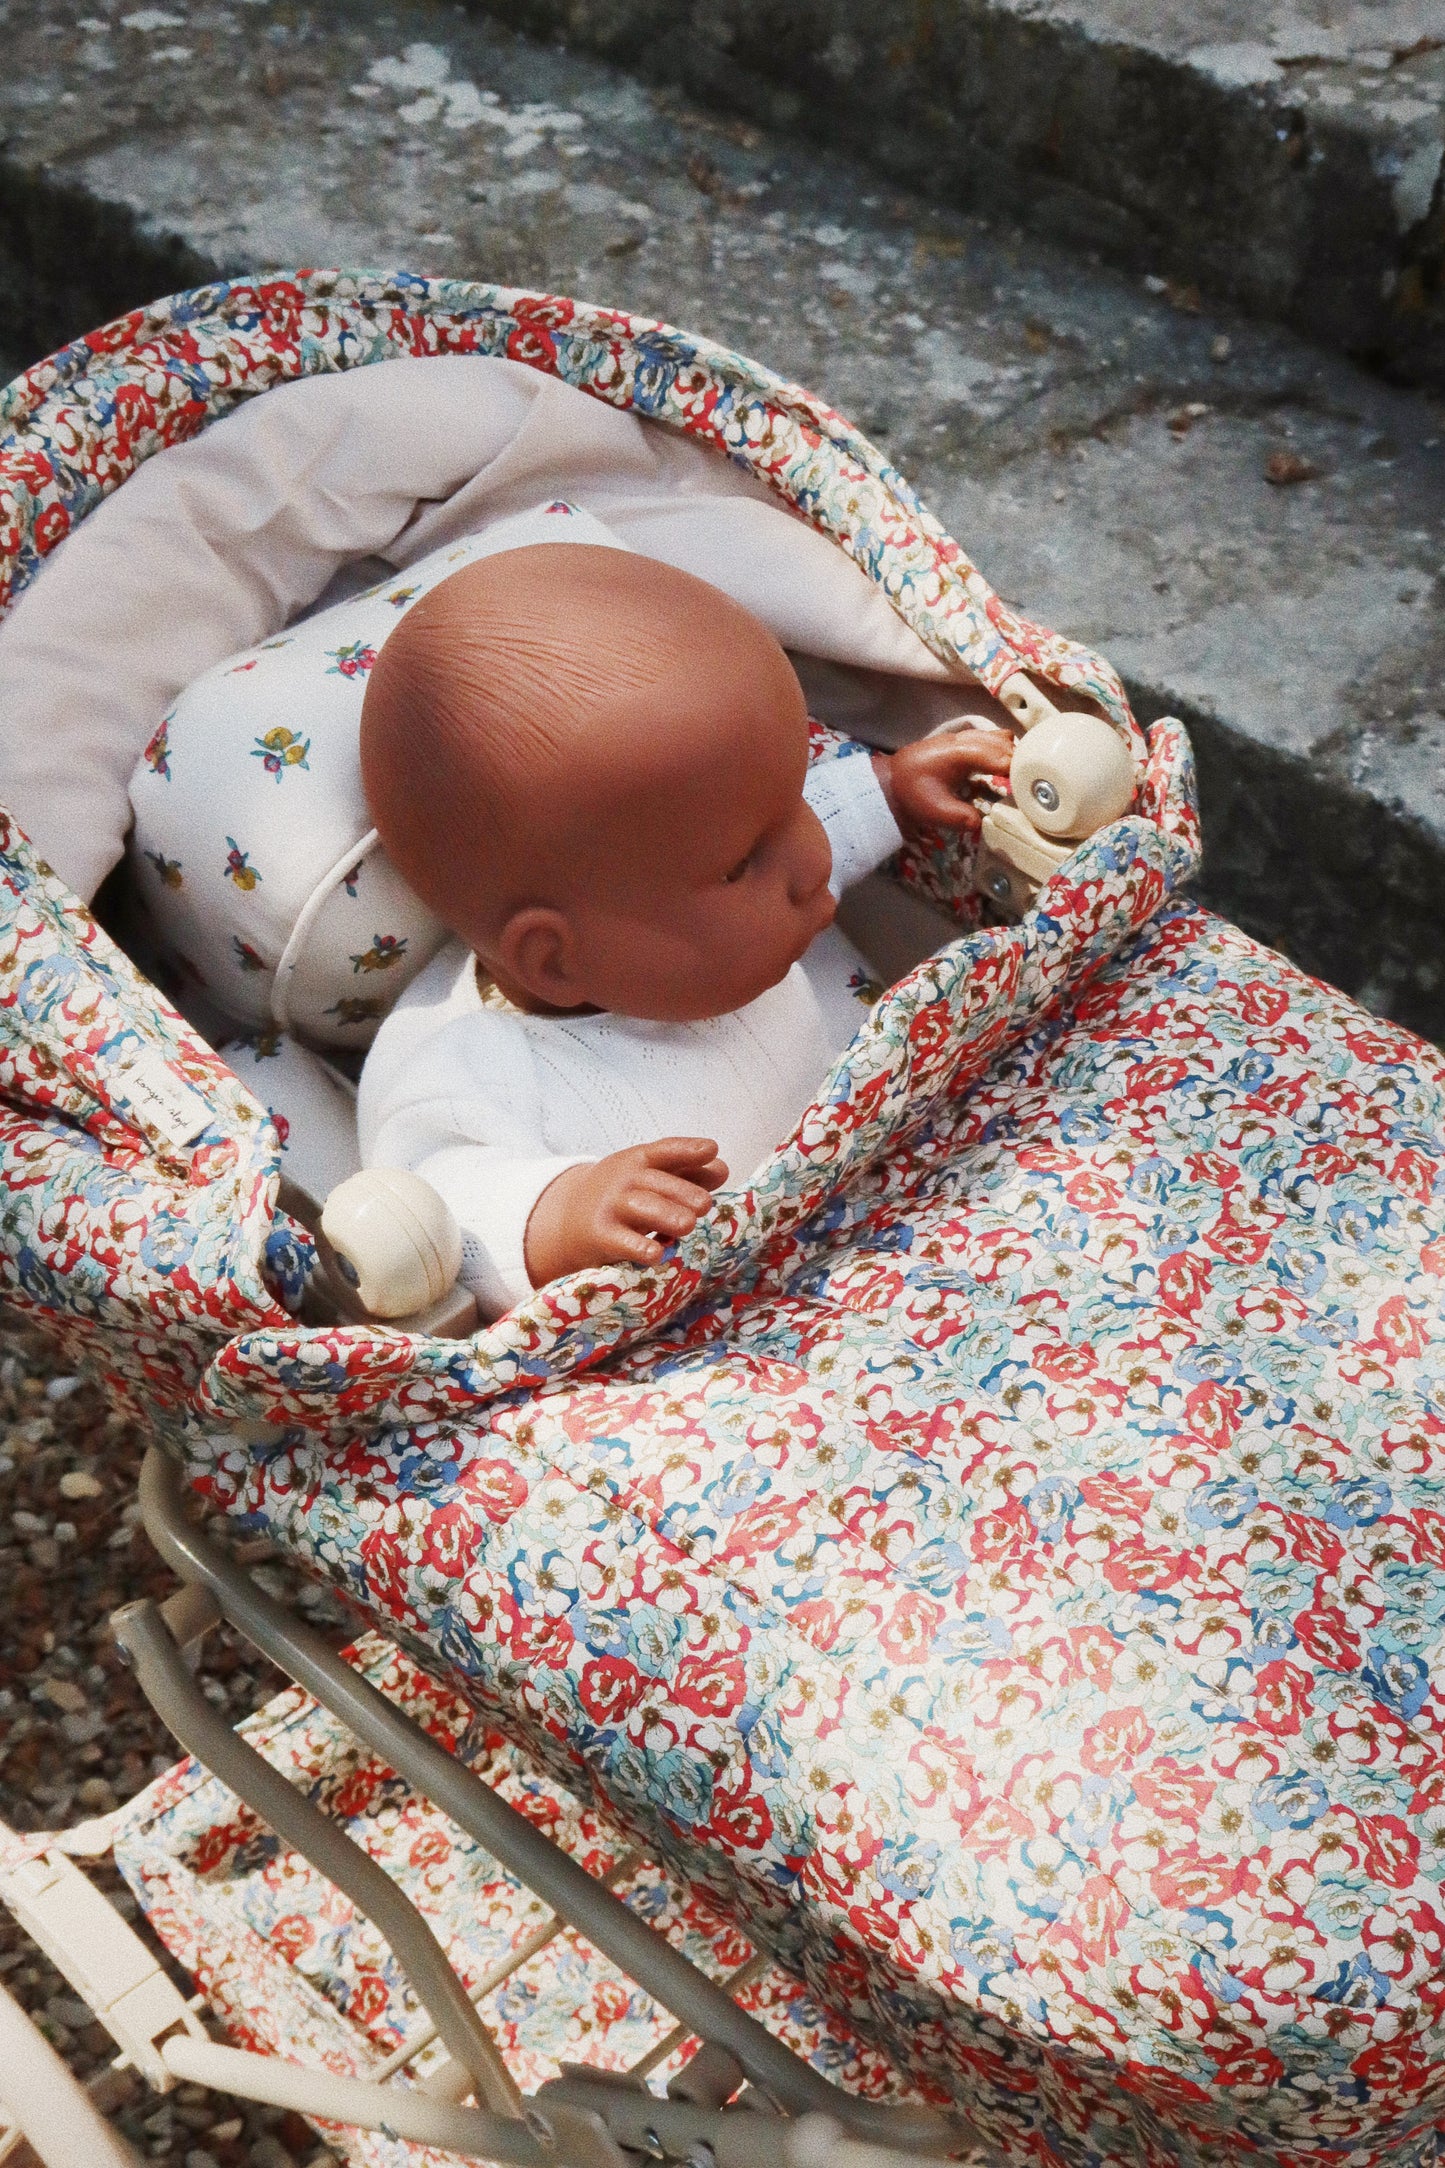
[495,905,586,1008]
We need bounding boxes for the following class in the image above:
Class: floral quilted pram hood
[0,269,1189,1441]
[9,277,1445,2168]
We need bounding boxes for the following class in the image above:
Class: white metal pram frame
[0,1440,969,2168]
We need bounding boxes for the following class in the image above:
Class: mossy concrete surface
[1,0,1443,1038]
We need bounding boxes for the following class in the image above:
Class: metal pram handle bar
[111,1445,970,2168]
[157,2033,949,2168]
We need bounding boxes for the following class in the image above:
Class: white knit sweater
[358,746,903,1314]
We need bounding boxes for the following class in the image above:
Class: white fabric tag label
[112,1048,213,1149]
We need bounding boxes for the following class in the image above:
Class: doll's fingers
[633,1170,718,1215]
[910,774,985,832]
[593,1214,667,1266]
[933,729,1014,777]
[599,1216,666,1265]
[639,1143,730,1192]
[643,1136,724,1172]
[618,1185,707,1240]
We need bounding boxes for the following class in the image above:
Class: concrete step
[479,0,1445,386]
[1,0,1443,1042]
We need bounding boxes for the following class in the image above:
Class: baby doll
[357,542,1011,1315]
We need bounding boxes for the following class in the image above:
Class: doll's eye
[723,853,752,884]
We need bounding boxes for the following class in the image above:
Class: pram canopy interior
[3,275,1445,2168]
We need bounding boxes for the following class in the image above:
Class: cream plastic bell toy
[319,1167,477,1335]
[970,670,1137,916]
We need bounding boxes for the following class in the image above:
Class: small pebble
[28,1538,60,1570]
[38,1677,88,1713]
[47,1993,95,2030]
[76,1775,117,1810]
[44,1375,83,1402]
[87,2067,140,2113]
[1211,333,1231,360]
[208,2120,244,2143]
[12,1509,46,1535]
[59,1470,104,1501]
[185,2150,221,2168]
[1264,448,1318,485]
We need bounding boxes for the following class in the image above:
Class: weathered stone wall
[471,0,1445,385]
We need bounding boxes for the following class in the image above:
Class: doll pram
[2,274,1445,2168]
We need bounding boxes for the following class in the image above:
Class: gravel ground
[0,1315,351,2166]
[5,315,354,2152]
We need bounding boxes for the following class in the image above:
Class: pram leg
[119,1443,968,2165]
[110,1597,523,2118]
[0,1979,144,2168]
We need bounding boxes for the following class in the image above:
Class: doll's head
[360,543,835,1021]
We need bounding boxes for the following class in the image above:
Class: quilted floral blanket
[4,276,1445,2168]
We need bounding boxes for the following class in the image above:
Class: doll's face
[361,543,837,1022]
[530,668,836,1022]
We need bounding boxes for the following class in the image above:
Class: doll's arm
[361,1006,591,1316]
[361,1012,727,1311]
[409,1136,727,1304]
[802,741,909,895]
[410,1139,596,1315]
[803,727,1016,891]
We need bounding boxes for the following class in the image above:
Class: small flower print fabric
[127,498,625,1051]
[4,275,1445,2168]
[108,1633,937,2168]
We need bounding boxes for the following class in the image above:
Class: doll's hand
[524,1137,729,1287]
[873,729,1015,839]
